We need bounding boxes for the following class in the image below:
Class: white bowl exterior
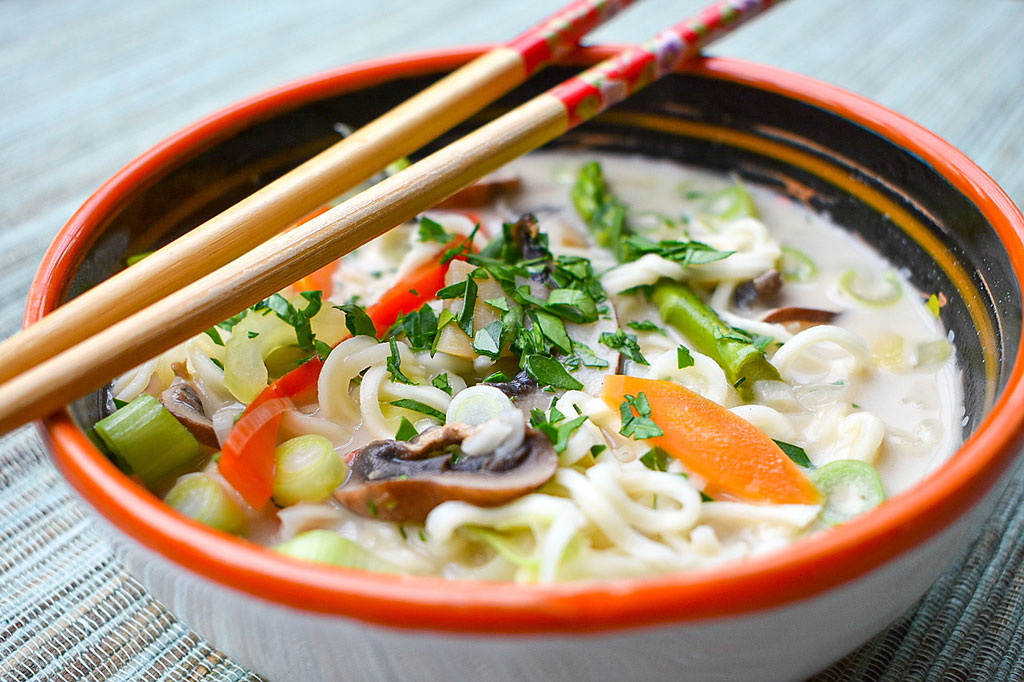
[83,462,1013,682]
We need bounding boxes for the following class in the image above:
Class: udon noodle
[95,151,962,582]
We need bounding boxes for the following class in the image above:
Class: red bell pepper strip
[218,397,292,508]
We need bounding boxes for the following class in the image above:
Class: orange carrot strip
[218,397,293,508]
[601,376,823,505]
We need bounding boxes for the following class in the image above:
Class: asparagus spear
[571,161,780,397]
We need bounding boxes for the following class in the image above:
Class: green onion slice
[779,246,818,283]
[94,394,202,485]
[164,472,246,534]
[273,530,399,573]
[272,435,348,507]
[445,385,513,425]
[812,459,885,526]
[839,269,902,306]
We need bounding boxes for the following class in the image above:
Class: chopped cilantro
[247,330,260,340]
[483,371,509,383]
[210,358,224,371]
[677,345,694,369]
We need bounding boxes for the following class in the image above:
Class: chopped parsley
[386,338,416,385]
[417,217,453,244]
[530,407,588,453]
[472,320,503,359]
[523,354,583,391]
[677,345,694,369]
[386,304,437,350]
[336,302,377,338]
[600,329,648,365]
[627,320,666,335]
[203,327,225,346]
[431,373,452,395]
[640,447,671,472]
[390,399,446,423]
[618,392,664,440]
[773,440,812,468]
[395,417,418,441]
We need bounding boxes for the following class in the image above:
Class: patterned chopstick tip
[550,0,781,126]
[508,0,635,76]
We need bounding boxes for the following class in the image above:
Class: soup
[92,151,962,582]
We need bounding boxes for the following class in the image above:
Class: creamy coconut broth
[96,151,963,582]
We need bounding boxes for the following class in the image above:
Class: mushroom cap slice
[334,422,558,524]
[160,381,219,448]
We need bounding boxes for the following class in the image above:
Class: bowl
[28,46,1024,682]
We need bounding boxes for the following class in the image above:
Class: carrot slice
[218,397,292,508]
[601,376,823,505]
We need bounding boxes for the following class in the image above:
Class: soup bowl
[28,46,1024,682]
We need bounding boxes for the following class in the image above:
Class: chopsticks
[0,0,783,433]
[0,0,636,386]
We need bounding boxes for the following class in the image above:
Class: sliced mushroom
[486,370,538,399]
[98,384,118,419]
[761,306,840,325]
[735,269,783,308]
[160,381,219,448]
[334,417,558,523]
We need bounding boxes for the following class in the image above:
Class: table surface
[3,1,1024,680]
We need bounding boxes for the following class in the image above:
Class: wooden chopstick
[0,0,782,433]
[0,0,636,386]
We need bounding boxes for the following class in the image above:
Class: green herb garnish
[386,338,415,385]
[395,417,418,441]
[390,399,446,423]
[600,329,648,365]
[773,440,812,468]
[431,373,452,395]
[619,392,664,440]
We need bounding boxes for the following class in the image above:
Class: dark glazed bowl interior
[36,46,1024,631]
[64,54,1018,442]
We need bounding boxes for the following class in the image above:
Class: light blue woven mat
[3,0,1024,679]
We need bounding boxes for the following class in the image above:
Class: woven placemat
[3,0,1024,679]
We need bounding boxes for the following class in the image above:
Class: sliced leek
[272,435,348,506]
[93,394,202,485]
[165,472,246,534]
[779,246,818,283]
[812,459,885,526]
[273,530,399,572]
[839,269,902,307]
